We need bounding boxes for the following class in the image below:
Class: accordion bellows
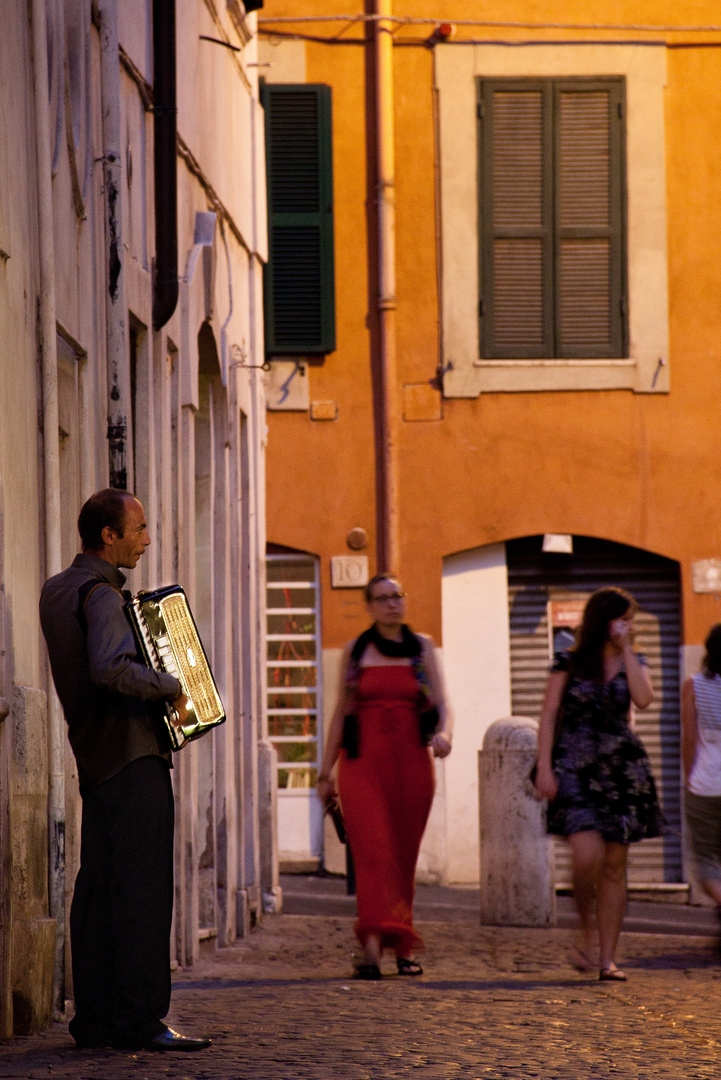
[126,586,226,750]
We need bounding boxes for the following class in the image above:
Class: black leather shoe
[144,1026,212,1052]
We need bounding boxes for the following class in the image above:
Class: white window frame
[266,554,322,794]
[436,43,669,396]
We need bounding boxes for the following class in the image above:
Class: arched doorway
[506,535,681,888]
[440,535,682,889]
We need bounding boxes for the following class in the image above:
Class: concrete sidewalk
[1,905,721,1079]
[282,873,720,937]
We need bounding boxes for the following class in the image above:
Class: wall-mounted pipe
[152,0,178,331]
[30,0,65,1016]
[98,0,131,489]
[372,0,399,574]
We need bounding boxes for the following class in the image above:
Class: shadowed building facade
[0,0,276,1038]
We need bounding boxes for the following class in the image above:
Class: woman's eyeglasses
[370,592,406,603]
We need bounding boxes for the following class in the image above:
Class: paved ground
[2,884,721,1079]
[282,874,720,936]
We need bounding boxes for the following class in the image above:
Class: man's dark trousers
[68,756,174,1048]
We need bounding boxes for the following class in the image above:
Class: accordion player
[126,585,225,750]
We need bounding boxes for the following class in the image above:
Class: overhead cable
[257,13,721,32]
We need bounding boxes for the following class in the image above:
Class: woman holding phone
[534,587,664,982]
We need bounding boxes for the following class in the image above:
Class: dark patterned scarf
[342,623,438,757]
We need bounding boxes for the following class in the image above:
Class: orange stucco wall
[264,1,721,647]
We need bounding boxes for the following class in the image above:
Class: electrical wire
[258,27,721,49]
[257,13,721,32]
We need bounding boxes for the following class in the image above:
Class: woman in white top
[681,624,721,909]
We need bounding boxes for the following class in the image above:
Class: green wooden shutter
[478,77,626,359]
[263,84,336,355]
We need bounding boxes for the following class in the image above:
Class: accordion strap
[76,577,123,637]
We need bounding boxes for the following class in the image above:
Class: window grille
[266,554,321,790]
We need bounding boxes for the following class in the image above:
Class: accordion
[126,585,226,750]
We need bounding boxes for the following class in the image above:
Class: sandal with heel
[354,962,382,980]
[396,957,423,976]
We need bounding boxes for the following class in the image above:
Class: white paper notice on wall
[331,555,369,589]
[692,559,721,593]
[265,360,309,411]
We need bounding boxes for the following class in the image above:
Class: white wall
[277,795,323,862]
[441,543,511,883]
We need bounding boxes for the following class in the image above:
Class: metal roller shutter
[507,535,681,885]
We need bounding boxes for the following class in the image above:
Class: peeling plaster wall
[0,0,272,1034]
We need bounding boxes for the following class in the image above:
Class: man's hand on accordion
[171,692,191,726]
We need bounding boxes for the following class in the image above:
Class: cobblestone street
[2,906,721,1079]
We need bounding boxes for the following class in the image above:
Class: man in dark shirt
[40,489,210,1052]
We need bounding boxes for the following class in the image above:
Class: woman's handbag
[324,799,347,844]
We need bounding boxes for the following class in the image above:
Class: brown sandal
[599,967,627,982]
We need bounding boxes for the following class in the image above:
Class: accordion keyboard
[126,585,225,749]
[157,593,223,726]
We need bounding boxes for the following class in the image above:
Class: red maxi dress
[337,664,435,956]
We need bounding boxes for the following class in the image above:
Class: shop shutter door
[507,535,681,885]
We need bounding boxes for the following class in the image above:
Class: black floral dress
[547,651,666,844]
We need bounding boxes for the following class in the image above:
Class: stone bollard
[478,716,556,927]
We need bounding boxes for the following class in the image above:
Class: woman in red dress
[318,575,452,979]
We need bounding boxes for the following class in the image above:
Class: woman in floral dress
[534,587,665,981]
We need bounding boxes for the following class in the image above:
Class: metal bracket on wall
[230,343,271,371]
[430,359,453,392]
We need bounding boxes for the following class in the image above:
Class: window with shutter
[478,77,626,360]
[262,84,336,355]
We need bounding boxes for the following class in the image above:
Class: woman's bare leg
[597,842,629,971]
[363,934,381,966]
[567,831,605,958]
[700,878,721,905]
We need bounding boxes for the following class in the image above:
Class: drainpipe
[30,0,65,1015]
[372,0,399,574]
[98,0,131,489]
[152,0,178,331]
